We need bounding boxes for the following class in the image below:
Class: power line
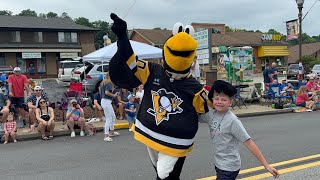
[302,0,319,21]
[123,0,137,19]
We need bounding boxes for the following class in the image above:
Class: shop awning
[258,46,289,57]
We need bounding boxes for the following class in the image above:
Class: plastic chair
[69,82,85,96]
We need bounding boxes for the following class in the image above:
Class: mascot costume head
[109,13,198,87]
[162,23,197,80]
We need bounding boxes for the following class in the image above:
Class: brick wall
[131,32,152,45]
[80,31,96,56]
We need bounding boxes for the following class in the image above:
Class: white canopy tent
[83,40,163,62]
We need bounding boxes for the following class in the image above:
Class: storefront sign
[261,34,281,41]
[22,52,41,59]
[194,29,209,50]
[60,52,78,59]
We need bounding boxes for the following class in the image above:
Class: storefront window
[17,58,26,73]
[276,57,284,66]
[37,58,46,75]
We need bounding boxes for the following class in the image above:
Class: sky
[1,0,320,36]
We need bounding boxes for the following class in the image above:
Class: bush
[299,55,320,73]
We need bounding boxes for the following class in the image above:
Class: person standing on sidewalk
[7,67,30,122]
[125,94,136,131]
[269,62,279,82]
[199,80,279,180]
[100,73,119,142]
[93,87,104,121]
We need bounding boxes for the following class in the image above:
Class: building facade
[0,15,97,78]
[130,24,290,75]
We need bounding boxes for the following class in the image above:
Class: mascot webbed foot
[110,13,127,38]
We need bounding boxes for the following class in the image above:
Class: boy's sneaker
[104,136,113,142]
[70,131,76,138]
[128,128,132,132]
[307,109,313,112]
[80,131,85,137]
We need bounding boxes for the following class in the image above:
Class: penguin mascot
[109,13,209,180]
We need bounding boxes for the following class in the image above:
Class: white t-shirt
[35,96,42,107]
[191,61,201,78]
[135,90,144,104]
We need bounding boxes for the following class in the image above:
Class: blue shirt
[94,92,101,105]
[263,68,271,83]
[125,102,137,117]
[269,68,278,80]
[100,83,113,100]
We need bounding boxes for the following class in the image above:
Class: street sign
[194,29,209,50]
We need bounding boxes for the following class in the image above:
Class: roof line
[132,29,154,46]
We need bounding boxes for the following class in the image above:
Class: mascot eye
[184,25,195,36]
[172,22,184,35]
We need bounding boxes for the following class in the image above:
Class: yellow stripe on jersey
[126,54,136,69]
[132,124,193,157]
[193,89,208,113]
[134,60,150,85]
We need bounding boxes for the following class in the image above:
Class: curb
[235,108,293,118]
[3,109,291,142]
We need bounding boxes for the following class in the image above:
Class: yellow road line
[239,161,320,180]
[197,154,320,180]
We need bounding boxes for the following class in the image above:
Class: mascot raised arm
[110,13,209,180]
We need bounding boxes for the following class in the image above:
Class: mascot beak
[163,31,197,73]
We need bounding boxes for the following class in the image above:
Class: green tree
[38,13,46,18]
[17,9,37,17]
[92,20,116,49]
[47,12,58,18]
[60,12,72,20]
[0,10,12,16]
[300,55,320,72]
[267,29,281,34]
[74,17,94,27]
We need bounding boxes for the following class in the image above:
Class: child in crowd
[3,113,17,144]
[125,94,137,131]
[199,80,279,180]
[296,85,316,111]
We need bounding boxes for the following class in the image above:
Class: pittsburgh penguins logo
[147,88,183,125]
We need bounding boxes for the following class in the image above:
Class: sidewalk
[1,104,292,142]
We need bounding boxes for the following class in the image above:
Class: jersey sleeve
[109,30,151,89]
[230,118,251,142]
[193,88,209,114]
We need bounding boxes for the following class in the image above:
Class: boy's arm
[244,139,279,178]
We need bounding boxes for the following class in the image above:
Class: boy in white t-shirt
[199,80,279,180]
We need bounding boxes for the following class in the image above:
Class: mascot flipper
[110,13,209,180]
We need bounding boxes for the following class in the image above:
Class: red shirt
[296,93,309,105]
[306,82,319,91]
[7,74,28,98]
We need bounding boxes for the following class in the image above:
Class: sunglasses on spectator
[35,89,42,92]
[39,101,46,104]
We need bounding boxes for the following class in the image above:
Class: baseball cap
[13,67,21,72]
[34,86,43,91]
[127,94,135,99]
[70,99,77,104]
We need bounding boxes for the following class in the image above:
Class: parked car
[311,64,320,76]
[287,64,304,79]
[58,60,82,82]
[70,65,86,82]
[80,62,109,93]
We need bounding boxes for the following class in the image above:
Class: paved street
[1,112,319,180]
